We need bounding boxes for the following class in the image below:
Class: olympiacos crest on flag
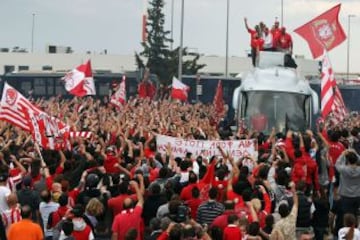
[312,19,336,48]
[5,88,18,106]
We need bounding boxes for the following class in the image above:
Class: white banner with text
[156,135,257,159]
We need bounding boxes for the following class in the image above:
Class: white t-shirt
[39,201,60,237]
[0,186,11,213]
[338,227,360,240]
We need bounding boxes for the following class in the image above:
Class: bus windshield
[241,91,310,132]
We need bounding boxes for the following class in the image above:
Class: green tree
[135,0,205,84]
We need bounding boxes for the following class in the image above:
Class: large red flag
[320,50,346,121]
[213,80,225,116]
[294,4,346,59]
[63,60,96,97]
[138,81,156,99]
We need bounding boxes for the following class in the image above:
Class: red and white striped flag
[320,50,346,121]
[63,60,96,97]
[24,109,70,150]
[0,82,40,131]
[69,131,93,139]
[110,75,126,108]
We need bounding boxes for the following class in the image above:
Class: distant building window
[48,45,56,54]
[46,78,55,95]
[18,65,29,71]
[42,65,53,71]
[55,81,65,95]
[4,65,15,74]
[33,78,46,95]
[98,83,109,96]
[21,81,32,93]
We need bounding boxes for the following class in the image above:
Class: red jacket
[291,158,307,185]
[302,149,320,191]
[285,136,296,161]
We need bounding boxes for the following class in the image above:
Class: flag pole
[225,0,230,77]
[170,0,174,50]
[346,14,356,82]
[31,13,35,53]
[34,142,46,166]
[178,0,185,81]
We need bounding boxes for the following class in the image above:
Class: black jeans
[313,227,327,240]
[341,196,360,215]
[251,47,256,67]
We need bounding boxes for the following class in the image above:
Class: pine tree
[136,0,205,85]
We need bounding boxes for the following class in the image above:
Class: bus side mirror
[311,89,319,114]
[232,86,241,109]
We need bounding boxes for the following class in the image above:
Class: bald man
[2,193,21,230]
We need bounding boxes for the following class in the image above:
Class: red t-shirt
[251,114,268,132]
[223,225,242,240]
[186,198,202,219]
[212,178,227,201]
[72,223,92,240]
[104,154,120,174]
[211,211,236,230]
[271,28,281,47]
[112,206,143,240]
[251,38,264,51]
[248,29,258,48]
[108,194,138,216]
[278,33,292,50]
[226,190,245,210]
[68,189,80,207]
[303,151,320,190]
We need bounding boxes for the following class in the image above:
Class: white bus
[232,51,319,133]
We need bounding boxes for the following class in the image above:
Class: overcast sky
[0,0,359,73]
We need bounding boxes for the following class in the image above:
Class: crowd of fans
[0,96,359,240]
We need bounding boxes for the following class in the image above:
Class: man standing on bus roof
[271,20,281,45]
[244,18,263,67]
[262,27,275,51]
[277,27,293,54]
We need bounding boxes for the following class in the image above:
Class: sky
[0,0,359,74]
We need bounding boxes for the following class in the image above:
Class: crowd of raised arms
[0,96,359,240]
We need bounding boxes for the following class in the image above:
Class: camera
[175,204,189,223]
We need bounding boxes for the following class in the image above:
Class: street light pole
[281,0,284,26]
[170,0,174,50]
[31,13,35,53]
[225,0,230,77]
[178,0,184,81]
[347,14,355,82]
